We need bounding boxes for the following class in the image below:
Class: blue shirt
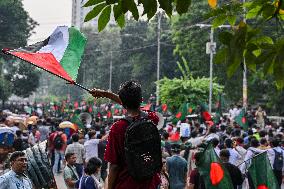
[0,170,32,189]
[79,175,97,189]
[166,155,188,189]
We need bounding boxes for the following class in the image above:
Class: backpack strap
[123,111,148,124]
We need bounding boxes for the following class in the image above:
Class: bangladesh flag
[200,103,212,123]
[234,109,248,130]
[70,114,84,130]
[3,26,87,83]
[197,143,234,188]
[162,104,168,112]
[248,152,279,189]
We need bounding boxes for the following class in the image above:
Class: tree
[158,57,223,112]
[0,0,39,99]
[84,0,284,89]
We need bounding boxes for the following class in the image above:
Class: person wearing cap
[0,151,32,189]
[166,143,188,189]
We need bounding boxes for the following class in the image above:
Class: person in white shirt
[267,138,284,187]
[240,139,265,173]
[180,120,190,139]
[205,126,219,141]
[224,138,241,166]
[84,130,108,162]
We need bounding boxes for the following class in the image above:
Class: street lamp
[194,24,231,113]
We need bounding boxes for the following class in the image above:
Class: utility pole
[156,13,161,107]
[209,27,214,113]
[242,0,248,110]
[195,24,230,113]
[109,51,113,91]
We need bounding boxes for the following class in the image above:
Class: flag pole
[2,49,91,92]
[237,151,267,167]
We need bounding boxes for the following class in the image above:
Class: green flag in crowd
[197,143,234,189]
[234,109,248,130]
[70,114,84,130]
[173,103,189,124]
[248,152,279,189]
[214,94,222,124]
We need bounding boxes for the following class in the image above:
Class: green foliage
[98,5,112,31]
[0,0,39,99]
[83,0,192,30]
[0,76,12,103]
[158,76,223,112]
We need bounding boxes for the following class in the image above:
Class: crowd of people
[0,80,283,189]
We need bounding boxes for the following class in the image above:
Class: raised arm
[90,88,122,105]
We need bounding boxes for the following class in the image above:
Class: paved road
[54,173,67,189]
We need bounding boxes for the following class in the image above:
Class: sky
[22,0,72,44]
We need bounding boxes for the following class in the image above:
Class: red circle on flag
[242,117,246,124]
[257,184,268,189]
[176,112,182,119]
[210,162,224,186]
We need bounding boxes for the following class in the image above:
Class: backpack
[53,133,64,150]
[273,149,283,171]
[124,111,162,181]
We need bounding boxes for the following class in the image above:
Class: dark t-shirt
[104,111,160,189]
[189,169,205,189]
[13,138,23,151]
[223,162,244,189]
[166,155,187,189]
[98,140,107,170]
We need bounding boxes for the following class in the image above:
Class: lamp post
[195,24,231,113]
[156,13,161,107]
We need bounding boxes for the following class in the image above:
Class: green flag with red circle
[197,143,234,188]
[248,152,279,189]
[234,108,248,130]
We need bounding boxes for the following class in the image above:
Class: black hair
[85,157,102,175]
[65,153,75,161]
[209,126,217,133]
[271,138,280,147]
[118,80,142,110]
[225,138,233,148]
[163,132,169,140]
[16,130,22,137]
[171,143,181,153]
[247,129,253,136]
[259,130,266,138]
[250,138,259,148]
[71,133,79,142]
[191,131,197,138]
[260,137,267,145]
[211,138,219,148]
[88,131,96,139]
[10,151,25,162]
[97,134,102,139]
[219,149,230,158]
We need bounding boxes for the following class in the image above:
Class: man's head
[219,149,230,163]
[71,133,79,142]
[171,143,181,154]
[88,131,96,139]
[10,151,27,173]
[16,130,22,138]
[118,80,142,110]
[224,138,233,148]
[65,153,76,166]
